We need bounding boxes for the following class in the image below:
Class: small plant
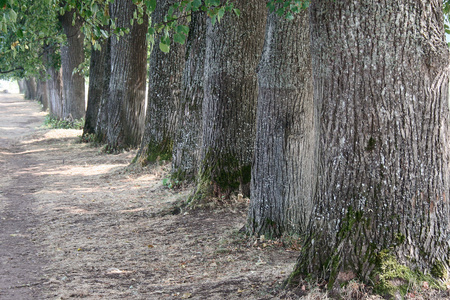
[44,114,84,130]
[162,177,180,189]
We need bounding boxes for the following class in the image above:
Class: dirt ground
[0,93,306,299]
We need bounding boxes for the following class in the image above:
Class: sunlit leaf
[159,41,169,53]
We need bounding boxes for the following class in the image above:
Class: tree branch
[0,67,24,74]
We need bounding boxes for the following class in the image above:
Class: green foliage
[444,0,450,45]
[0,0,63,79]
[162,177,180,189]
[267,0,309,20]
[44,114,84,130]
[149,0,240,53]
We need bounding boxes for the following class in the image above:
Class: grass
[43,114,84,130]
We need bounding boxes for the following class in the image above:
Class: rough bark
[44,46,64,119]
[45,66,64,119]
[197,0,267,198]
[36,79,49,111]
[17,79,26,94]
[248,9,315,238]
[290,0,450,288]
[95,37,111,143]
[137,0,186,165]
[171,9,206,181]
[24,77,37,100]
[106,0,148,151]
[83,38,109,138]
[59,9,86,120]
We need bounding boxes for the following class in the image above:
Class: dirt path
[0,93,300,300]
[0,94,48,299]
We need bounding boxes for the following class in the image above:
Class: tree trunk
[197,0,267,198]
[290,0,450,289]
[37,79,49,111]
[24,77,37,100]
[95,37,111,143]
[18,79,26,94]
[44,45,64,119]
[59,9,86,120]
[171,9,206,181]
[83,38,109,138]
[247,9,316,238]
[137,0,185,165]
[106,0,148,151]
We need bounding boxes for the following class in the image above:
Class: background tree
[106,0,148,151]
[248,7,315,238]
[289,0,450,292]
[58,6,86,120]
[137,0,186,165]
[42,44,64,119]
[196,0,267,199]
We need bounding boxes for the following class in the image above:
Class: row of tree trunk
[23,8,86,123]
[29,0,450,290]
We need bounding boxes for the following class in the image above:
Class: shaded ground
[0,94,300,299]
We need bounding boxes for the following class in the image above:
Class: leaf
[177,24,189,34]
[192,0,202,10]
[146,0,156,13]
[173,32,186,45]
[159,41,170,53]
[9,8,16,22]
[217,7,225,19]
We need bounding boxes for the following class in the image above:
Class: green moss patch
[372,250,444,297]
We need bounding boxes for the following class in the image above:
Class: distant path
[0,94,47,299]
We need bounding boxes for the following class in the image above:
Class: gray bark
[24,77,37,100]
[83,38,109,138]
[106,0,148,151]
[59,9,86,120]
[171,9,206,181]
[36,79,49,111]
[18,80,26,94]
[197,0,267,198]
[46,66,64,119]
[290,0,450,287]
[248,9,316,238]
[137,0,186,165]
[95,37,111,143]
[43,45,64,119]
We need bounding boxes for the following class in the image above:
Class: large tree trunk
[290,0,450,289]
[44,46,64,119]
[59,9,86,120]
[95,37,111,143]
[36,79,49,111]
[24,77,37,100]
[137,0,185,164]
[197,0,266,198]
[17,79,26,94]
[247,9,315,238]
[171,9,206,181]
[106,0,148,151]
[46,67,64,119]
[83,38,109,138]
